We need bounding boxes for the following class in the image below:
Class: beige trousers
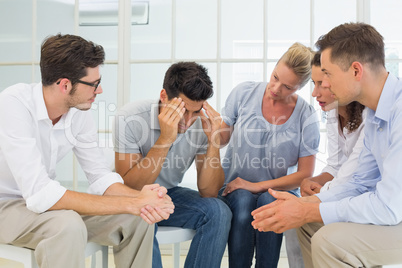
[0,199,154,268]
[297,221,402,268]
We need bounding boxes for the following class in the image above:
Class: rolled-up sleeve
[26,180,67,213]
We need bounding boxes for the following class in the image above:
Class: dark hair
[162,62,213,101]
[312,51,365,132]
[315,22,385,71]
[40,33,105,86]
[311,52,321,68]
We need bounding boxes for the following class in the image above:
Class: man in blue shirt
[251,22,402,267]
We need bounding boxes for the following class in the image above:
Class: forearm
[123,139,171,190]
[49,190,141,216]
[304,202,323,223]
[197,144,225,197]
[103,182,140,197]
[262,169,315,191]
[310,172,334,186]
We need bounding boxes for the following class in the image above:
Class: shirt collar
[32,83,50,122]
[374,73,398,123]
[32,83,76,128]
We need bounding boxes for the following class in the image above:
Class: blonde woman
[220,43,320,267]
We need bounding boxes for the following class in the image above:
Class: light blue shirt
[318,73,402,225]
[222,81,320,187]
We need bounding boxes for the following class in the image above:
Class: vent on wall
[79,0,149,26]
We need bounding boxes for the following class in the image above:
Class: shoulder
[116,99,157,119]
[0,83,34,104]
[0,83,38,116]
[296,96,319,121]
[228,81,261,100]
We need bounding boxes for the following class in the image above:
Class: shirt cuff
[321,166,338,178]
[87,172,124,195]
[26,180,67,213]
[321,181,331,192]
[315,188,339,202]
[319,201,339,225]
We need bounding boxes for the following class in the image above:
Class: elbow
[200,192,218,198]
[198,188,219,198]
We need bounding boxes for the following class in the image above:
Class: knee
[50,210,87,242]
[198,198,232,233]
[226,189,255,212]
[311,224,338,254]
[257,191,276,206]
[209,198,232,224]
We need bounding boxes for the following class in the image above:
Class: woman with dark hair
[300,52,366,196]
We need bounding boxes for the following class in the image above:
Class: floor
[0,251,290,268]
[2,252,402,268]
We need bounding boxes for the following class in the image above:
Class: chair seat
[156,226,196,244]
[0,242,108,268]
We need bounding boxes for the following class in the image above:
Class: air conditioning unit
[79,0,149,26]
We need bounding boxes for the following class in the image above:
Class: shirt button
[379,128,383,132]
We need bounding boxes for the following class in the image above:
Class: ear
[351,61,363,81]
[160,89,168,103]
[57,78,70,93]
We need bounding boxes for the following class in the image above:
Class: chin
[74,104,92,111]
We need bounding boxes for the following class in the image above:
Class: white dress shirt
[320,108,366,191]
[0,83,123,213]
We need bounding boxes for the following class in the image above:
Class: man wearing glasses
[0,34,174,268]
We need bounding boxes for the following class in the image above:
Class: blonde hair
[278,42,313,88]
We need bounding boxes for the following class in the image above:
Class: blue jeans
[223,189,283,268]
[152,186,232,268]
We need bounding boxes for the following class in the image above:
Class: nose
[271,82,280,93]
[312,84,320,98]
[95,84,103,94]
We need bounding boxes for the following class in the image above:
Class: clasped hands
[138,184,175,225]
[251,188,320,233]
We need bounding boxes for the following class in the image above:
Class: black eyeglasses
[56,78,101,92]
[76,79,101,92]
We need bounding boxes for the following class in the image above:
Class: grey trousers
[297,221,402,268]
[0,199,154,268]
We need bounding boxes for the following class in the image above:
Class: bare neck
[42,85,68,124]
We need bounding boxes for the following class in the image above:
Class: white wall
[1,0,401,190]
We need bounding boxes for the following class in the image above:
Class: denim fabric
[152,186,232,268]
[223,189,283,268]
